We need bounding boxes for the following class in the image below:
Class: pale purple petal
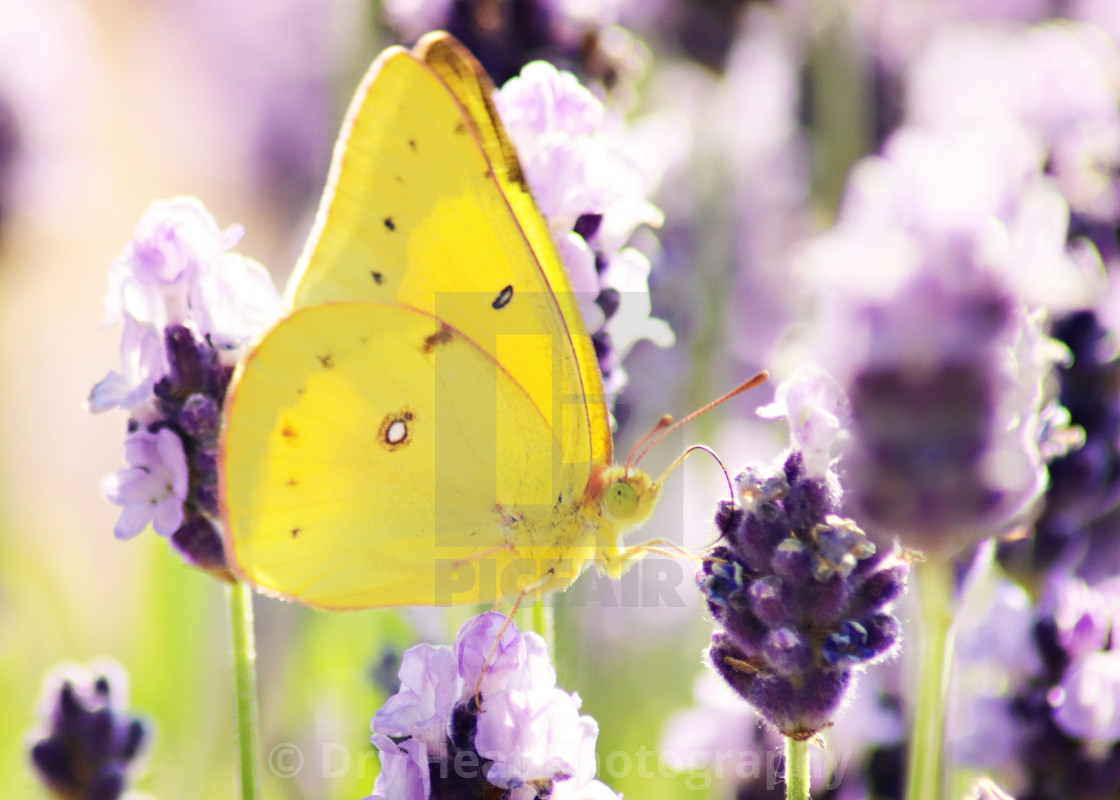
[86,317,165,413]
[456,612,556,699]
[100,428,188,539]
[106,197,241,329]
[368,735,429,800]
[600,249,674,358]
[476,687,594,797]
[189,252,282,351]
[1043,577,1112,661]
[757,365,851,478]
[495,61,603,146]
[372,644,460,753]
[557,233,605,333]
[1050,650,1120,742]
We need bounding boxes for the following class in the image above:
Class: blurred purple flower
[999,311,1120,584]
[908,21,1120,227]
[29,659,149,800]
[800,123,1092,556]
[369,613,619,800]
[100,428,189,540]
[1050,650,1120,742]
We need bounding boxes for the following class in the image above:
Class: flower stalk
[228,580,261,800]
[904,557,954,800]
[785,736,810,800]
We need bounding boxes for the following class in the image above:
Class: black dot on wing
[291,527,302,538]
[371,271,385,285]
[383,217,396,232]
[317,352,334,369]
[454,120,467,135]
[492,285,514,310]
[408,138,417,152]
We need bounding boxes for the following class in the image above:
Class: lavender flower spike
[698,370,908,739]
[29,659,149,800]
[90,198,281,575]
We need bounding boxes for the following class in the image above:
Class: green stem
[785,736,810,800]
[531,597,554,653]
[809,2,871,222]
[228,580,261,800]
[904,558,955,800]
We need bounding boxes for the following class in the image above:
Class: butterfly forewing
[286,37,607,478]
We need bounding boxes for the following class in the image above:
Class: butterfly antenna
[653,444,735,500]
[625,414,674,472]
[632,371,769,469]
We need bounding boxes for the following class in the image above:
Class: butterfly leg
[598,538,703,579]
[473,588,532,705]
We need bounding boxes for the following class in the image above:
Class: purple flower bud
[823,621,872,666]
[748,576,791,626]
[763,628,813,676]
[29,661,149,800]
[163,324,205,395]
[699,557,745,610]
[773,537,814,583]
[170,515,228,575]
[179,393,221,439]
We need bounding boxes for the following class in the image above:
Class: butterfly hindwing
[221,302,581,608]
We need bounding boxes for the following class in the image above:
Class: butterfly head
[596,465,661,529]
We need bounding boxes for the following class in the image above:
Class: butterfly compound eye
[603,481,639,521]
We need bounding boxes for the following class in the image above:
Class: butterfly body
[219,33,664,609]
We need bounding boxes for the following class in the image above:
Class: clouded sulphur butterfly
[219,33,683,609]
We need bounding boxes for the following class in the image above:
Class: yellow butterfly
[219,32,758,610]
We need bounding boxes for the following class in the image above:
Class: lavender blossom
[29,660,149,800]
[368,613,619,800]
[697,370,908,739]
[89,198,281,575]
